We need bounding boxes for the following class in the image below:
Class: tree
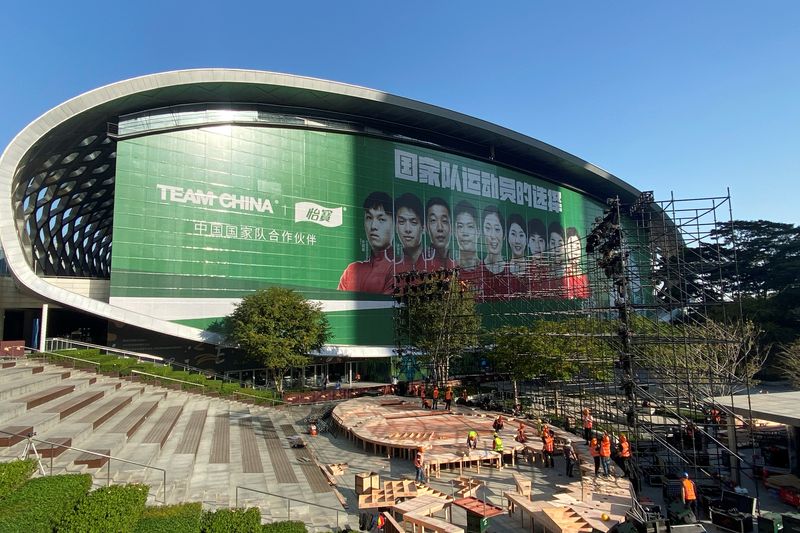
[226,287,330,393]
[775,339,800,388]
[488,319,616,407]
[397,273,481,386]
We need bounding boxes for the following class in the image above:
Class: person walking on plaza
[590,437,600,476]
[466,430,478,449]
[515,423,527,443]
[563,439,577,477]
[600,432,612,476]
[582,408,593,445]
[618,434,632,478]
[414,447,425,483]
[681,472,699,518]
[432,386,440,410]
[542,429,555,468]
[444,386,453,411]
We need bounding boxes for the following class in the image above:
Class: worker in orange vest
[681,472,699,517]
[543,431,555,468]
[600,432,612,476]
[589,437,600,476]
[515,423,527,444]
[493,414,505,432]
[582,408,593,445]
[444,387,453,411]
[432,386,440,410]
[618,434,632,478]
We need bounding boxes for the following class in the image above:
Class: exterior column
[727,412,740,485]
[38,303,49,352]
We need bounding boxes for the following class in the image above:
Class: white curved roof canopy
[0,69,644,345]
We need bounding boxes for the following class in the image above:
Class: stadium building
[0,69,647,375]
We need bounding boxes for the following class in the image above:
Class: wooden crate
[356,471,380,495]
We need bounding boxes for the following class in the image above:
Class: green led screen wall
[110,125,626,352]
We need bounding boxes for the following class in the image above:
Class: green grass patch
[261,521,307,533]
[200,507,261,532]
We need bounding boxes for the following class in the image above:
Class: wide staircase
[0,357,353,532]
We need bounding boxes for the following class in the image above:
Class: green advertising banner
[110,126,619,351]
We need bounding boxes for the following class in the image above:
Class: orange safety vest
[583,414,593,429]
[414,452,423,468]
[377,514,386,529]
[620,441,631,458]
[544,435,554,452]
[682,478,697,501]
[590,443,600,457]
[433,388,439,399]
[600,437,611,457]
[444,390,452,400]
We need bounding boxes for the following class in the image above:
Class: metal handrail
[46,338,164,363]
[235,486,345,529]
[31,350,103,369]
[130,369,205,391]
[0,429,167,504]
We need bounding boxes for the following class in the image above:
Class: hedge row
[0,474,92,533]
[200,507,262,533]
[45,349,280,403]
[58,483,149,533]
[133,502,203,533]
[0,459,36,501]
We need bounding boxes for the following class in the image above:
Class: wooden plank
[0,426,33,446]
[175,409,207,454]
[143,406,184,448]
[78,396,134,429]
[109,401,158,438]
[15,385,75,409]
[260,419,298,484]
[74,449,110,468]
[240,417,263,473]
[44,390,104,420]
[209,412,230,463]
[403,512,464,533]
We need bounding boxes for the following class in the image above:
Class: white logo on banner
[294,202,343,228]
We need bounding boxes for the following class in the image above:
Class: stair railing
[235,486,346,530]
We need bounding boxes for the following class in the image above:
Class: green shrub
[0,474,91,533]
[262,521,307,533]
[57,483,149,533]
[133,502,202,533]
[0,459,36,500]
[201,507,261,533]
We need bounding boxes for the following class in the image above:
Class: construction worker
[515,423,527,443]
[414,447,425,482]
[432,386,440,410]
[618,434,632,477]
[681,472,699,518]
[466,430,478,449]
[542,429,555,468]
[444,387,453,411]
[563,439,576,478]
[493,432,504,467]
[582,408,593,444]
[589,437,600,476]
[493,414,505,432]
[600,432,612,476]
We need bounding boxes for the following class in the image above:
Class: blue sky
[1,2,797,223]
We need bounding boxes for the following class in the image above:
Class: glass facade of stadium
[0,70,649,380]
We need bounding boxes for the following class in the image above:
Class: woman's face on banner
[508,222,527,259]
[550,231,565,263]
[483,213,503,255]
[566,234,582,265]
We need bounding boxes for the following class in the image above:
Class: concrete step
[0,372,66,400]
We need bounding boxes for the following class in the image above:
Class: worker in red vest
[618,434,632,478]
[589,437,600,476]
[432,386,440,410]
[600,432,612,476]
[681,472,699,517]
[515,423,527,443]
[582,407,593,444]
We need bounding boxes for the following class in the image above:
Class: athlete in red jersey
[338,191,395,294]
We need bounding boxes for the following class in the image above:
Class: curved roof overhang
[0,68,646,345]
